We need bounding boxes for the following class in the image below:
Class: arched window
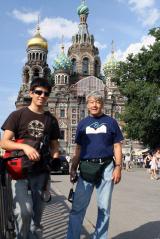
[76,34,78,43]
[72,58,77,74]
[65,76,68,84]
[61,75,64,84]
[24,69,29,83]
[94,60,99,77]
[58,75,60,84]
[33,68,39,77]
[36,52,39,60]
[82,57,89,75]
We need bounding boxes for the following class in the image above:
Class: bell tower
[15,22,51,109]
[68,0,101,82]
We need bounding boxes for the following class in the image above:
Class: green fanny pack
[79,158,113,184]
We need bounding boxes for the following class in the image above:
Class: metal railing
[0,157,15,239]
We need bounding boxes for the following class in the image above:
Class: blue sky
[0,0,159,132]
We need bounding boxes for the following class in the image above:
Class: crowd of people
[123,149,160,180]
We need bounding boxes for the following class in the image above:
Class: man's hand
[22,144,40,161]
[70,168,78,183]
[112,166,122,184]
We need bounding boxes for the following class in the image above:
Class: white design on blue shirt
[86,122,107,134]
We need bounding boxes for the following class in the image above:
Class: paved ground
[41,168,160,239]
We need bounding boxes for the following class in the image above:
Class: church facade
[16,1,125,156]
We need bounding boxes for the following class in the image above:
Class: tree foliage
[112,28,160,149]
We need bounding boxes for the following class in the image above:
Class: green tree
[111,28,160,149]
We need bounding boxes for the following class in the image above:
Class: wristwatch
[115,164,122,168]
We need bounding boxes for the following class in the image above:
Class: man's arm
[0,130,40,161]
[50,140,60,158]
[112,142,123,184]
[70,144,81,182]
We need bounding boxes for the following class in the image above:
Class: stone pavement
[41,169,160,239]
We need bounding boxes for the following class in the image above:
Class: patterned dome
[103,41,119,75]
[104,56,118,70]
[53,47,72,72]
[77,1,89,16]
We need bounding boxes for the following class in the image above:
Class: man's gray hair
[86,91,104,102]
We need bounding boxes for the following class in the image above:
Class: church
[15,1,125,156]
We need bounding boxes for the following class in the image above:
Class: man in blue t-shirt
[67,91,124,239]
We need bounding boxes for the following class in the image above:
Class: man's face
[29,87,50,107]
[87,96,103,117]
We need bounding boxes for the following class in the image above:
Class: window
[60,109,65,118]
[33,68,39,77]
[72,120,76,124]
[61,75,64,84]
[72,59,77,74]
[82,57,89,75]
[60,130,65,140]
[95,60,99,77]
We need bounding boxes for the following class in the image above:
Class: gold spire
[61,35,64,53]
[111,40,115,58]
[36,15,40,33]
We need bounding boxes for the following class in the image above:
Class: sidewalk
[41,187,92,239]
[41,169,160,239]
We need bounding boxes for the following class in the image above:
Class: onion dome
[103,41,118,75]
[104,55,118,71]
[52,45,72,72]
[77,1,89,16]
[27,25,48,50]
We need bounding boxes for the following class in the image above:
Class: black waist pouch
[79,159,113,184]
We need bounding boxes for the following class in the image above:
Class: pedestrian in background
[125,153,131,171]
[0,78,60,239]
[150,152,158,180]
[67,91,124,239]
[144,153,152,173]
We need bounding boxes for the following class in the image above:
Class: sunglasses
[33,90,50,97]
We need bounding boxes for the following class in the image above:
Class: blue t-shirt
[75,114,124,159]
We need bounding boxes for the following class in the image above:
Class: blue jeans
[67,161,114,239]
[11,172,48,239]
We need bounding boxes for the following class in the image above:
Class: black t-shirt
[1,107,60,141]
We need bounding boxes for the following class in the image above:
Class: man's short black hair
[30,77,52,93]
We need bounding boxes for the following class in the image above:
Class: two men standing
[0,87,123,239]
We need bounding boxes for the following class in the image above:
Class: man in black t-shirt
[0,78,60,239]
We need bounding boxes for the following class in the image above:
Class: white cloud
[143,8,160,26]
[29,17,78,40]
[12,9,39,23]
[104,34,155,64]
[95,41,107,50]
[118,0,160,26]
[116,35,155,61]
[129,0,155,10]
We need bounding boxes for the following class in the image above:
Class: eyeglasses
[33,90,50,97]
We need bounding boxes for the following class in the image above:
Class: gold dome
[27,27,48,50]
